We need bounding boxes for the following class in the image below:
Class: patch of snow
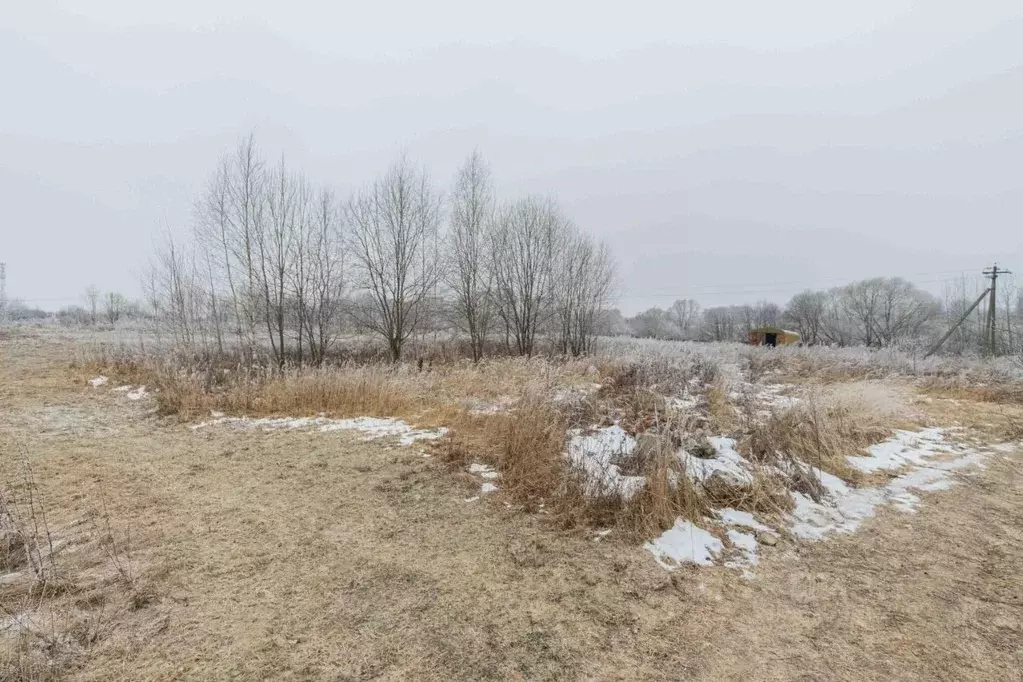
[466,395,517,415]
[724,528,759,577]
[469,462,500,480]
[716,508,773,534]
[789,434,987,540]
[592,529,613,542]
[644,519,723,569]
[846,428,950,473]
[480,482,498,494]
[190,414,447,446]
[464,496,480,502]
[553,383,602,404]
[667,394,699,411]
[566,425,647,499]
[731,382,799,413]
[210,410,224,418]
[112,385,131,392]
[991,442,1017,453]
[89,376,108,387]
[397,428,448,446]
[681,437,754,484]
[126,386,148,401]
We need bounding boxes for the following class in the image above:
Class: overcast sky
[2,1,1021,313]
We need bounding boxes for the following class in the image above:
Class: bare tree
[628,307,673,339]
[299,188,346,365]
[490,196,565,356]
[999,274,1018,355]
[256,157,301,368]
[84,286,100,325]
[226,136,268,354]
[193,160,236,356]
[841,279,884,346]
[871,278,938,346]
[447,151,496,362]
[347,155,442,362]
[668,299,700,339]
[103,292,125,325]
[701,306,739,342]
[554,227,617,355]
[144,230,199,348]
[752,300,781,328]
[784,290,825,344]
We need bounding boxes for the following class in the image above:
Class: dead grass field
[2,328,1021,680]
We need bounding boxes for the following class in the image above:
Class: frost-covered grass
[597,336,1023,385]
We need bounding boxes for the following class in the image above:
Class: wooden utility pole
[924,286,991,358]
[983,264,1011,355]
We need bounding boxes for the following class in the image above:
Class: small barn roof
[749,326,800,337]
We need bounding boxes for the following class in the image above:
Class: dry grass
[742,383,910,484]
[72,339,930,541]
[4,327,1023,680]
[700,469,795,515]
[610,437,711,539]
[0,457,142,682]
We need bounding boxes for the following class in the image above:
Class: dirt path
[2,330,1021,681]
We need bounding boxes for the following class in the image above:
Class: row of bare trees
[623,275,1023,355]
[625,278,945,348]
[145,138,618,364]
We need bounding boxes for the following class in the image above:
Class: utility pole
[925,286,991,358]
[983,264,1011,355]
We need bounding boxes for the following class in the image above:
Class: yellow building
[748,327,801,347]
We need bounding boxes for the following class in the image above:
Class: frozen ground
[190,414,448,446]
[644,427,1003,574]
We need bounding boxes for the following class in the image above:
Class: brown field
[2,328,1022,681]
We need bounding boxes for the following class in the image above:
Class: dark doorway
[764,333,778,347]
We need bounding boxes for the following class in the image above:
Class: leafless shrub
[743,390,890,484]
[611,435,709,539]
[0,460,58,586]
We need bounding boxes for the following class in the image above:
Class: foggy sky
[2,1,1021,314]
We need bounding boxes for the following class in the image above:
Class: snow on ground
[469,462,500,480]
[644,520,724,569]
[730,382,800,413]
[716,508,773,534]
[565,425,647,498]
[191,414,448,445]
[786,432,986,539]
[464,396,517,415]
[645,427,989,575]
[666,393,699,411]
[88,376,108,387]
[846,428,955,473]
[723,529,759,578]
[553,383,602,405]
[681,437,754,484]
[126,386,149,401]
[112,385,131,392]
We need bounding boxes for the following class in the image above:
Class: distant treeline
[617,276,1023,355]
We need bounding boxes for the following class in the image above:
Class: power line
[635,268,986,295]
[619,275,988,300]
